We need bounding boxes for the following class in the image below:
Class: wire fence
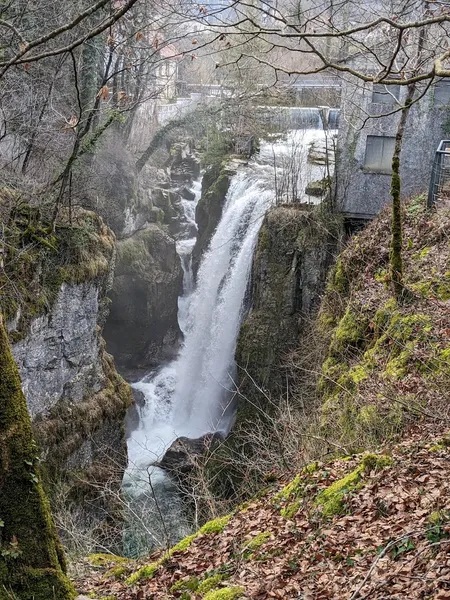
[427,139,450,207]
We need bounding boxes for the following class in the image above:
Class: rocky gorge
[1,117,341,560]
[0,129,204,545]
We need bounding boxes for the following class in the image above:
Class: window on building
[364,135,395,173]
[372,83,400,104]
[434,79,450,106]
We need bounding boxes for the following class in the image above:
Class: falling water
[122,128,334,555]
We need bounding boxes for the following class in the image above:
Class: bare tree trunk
[390,83,415,299]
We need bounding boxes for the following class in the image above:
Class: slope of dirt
[315,195,450,454]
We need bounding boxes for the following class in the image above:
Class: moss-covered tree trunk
[390,83,415,299]
[0,315,74,600]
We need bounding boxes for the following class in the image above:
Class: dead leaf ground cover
[318,196,450,449]
[75,426,450,600]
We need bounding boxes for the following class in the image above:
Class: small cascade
[177,178,202,333]
[258,106,340,129]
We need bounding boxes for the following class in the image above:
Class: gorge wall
[1,206,132,530]
[236,205,342,415]
[96,136,200,373]
[191,158,244,276]
[193,204,343,504]
[105,225,182,371]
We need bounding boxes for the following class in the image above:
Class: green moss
[171,576,200,593]
[425,348,450,378]
[106,565,127,579]
[336,364,369,394]
[384,348,412,379]
[412,246,431,260]
[374,268,389,283]
[319,357,347,394]
[197,574,225,593]
[356,405,381,429]
[168,533,198,554]
[317,309,337,335]
[273,474,302,503]
[0,318,74,599]
[360,453,393,471]
[126,517,233,586]
[388,313,432,343]
[428,510,449,525]
[88,553,129,566]
[126,562,159,585]
[280,501,302,519]
[315,454,392,517]
[273,473,307,518]
[331,259,349,295]
[429,436,450,452]
[373,298,397,333]
[315,467,362,517]
[199,514,232,535]
[1,208,114,339]
[243,531,271,553]
[303,461,319,474]
[437,282,450,301]
[331,307,368,353]
[202,586,245,600]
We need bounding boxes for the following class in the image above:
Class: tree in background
[0,313,74,600]
[0,0,192,225]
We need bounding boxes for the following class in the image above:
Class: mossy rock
[191,161,233,275]
[0,317,74,599]
[1,206,114,339]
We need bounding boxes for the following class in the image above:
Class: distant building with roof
[156,43,182,100]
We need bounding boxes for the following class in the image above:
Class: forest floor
[74,423,450,600]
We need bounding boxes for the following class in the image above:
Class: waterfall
[122,128,334,555]
[172,170,273,435]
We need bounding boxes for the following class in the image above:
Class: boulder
[104,225,183,372]
[158,433,224,475]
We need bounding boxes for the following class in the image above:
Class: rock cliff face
[97,137,199,373]
[1,208,131,508]
[235,205,342,413]
[104,225,183,372]
[13,282,105,417]
[191,160,239,276]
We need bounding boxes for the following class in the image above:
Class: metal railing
[427,139,450,207]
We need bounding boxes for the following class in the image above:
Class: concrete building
[335,73,450,220]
